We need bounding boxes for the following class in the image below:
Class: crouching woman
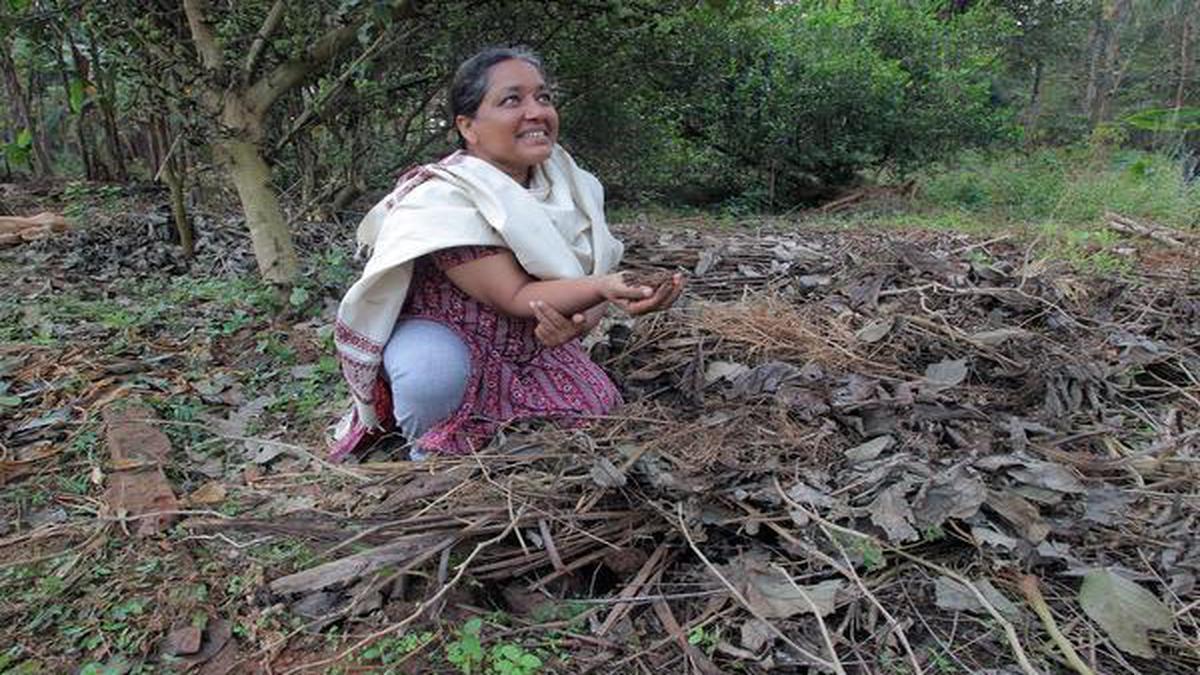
[331,47,681,460]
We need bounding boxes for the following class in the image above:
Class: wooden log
[267,533,451,595]
[103,404,180,537]
[1106,211,1191,248]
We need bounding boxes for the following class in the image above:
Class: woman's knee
[382,320,470,433]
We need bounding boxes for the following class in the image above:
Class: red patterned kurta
[394,245,621,454]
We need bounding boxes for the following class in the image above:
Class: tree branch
[243,0,286,82]
[246,0,416,115]
[182,0,223,73]
[268,28,399,155]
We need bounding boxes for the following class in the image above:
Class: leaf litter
[1,208,1198,673]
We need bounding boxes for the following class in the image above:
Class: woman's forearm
[444,251,640,320]
[507,276,606,318]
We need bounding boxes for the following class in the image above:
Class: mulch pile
[186,223,1200,673]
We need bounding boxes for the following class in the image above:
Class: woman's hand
[596,272,657,303]
[531,301,603,347]
[615,272,685,316]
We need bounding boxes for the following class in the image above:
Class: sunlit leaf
[68,78,86,114]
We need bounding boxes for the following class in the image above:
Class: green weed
[445,617,485,674]
[489,643,543,675]
[442,617,544,675]
[357,632,436,670]
[687,625,721,655]
[63,182,124,223]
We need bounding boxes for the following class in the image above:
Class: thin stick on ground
[675,503,838,670]
[280,506,527,674]
[1018,574,1096,675]
[773,477,1041,675]
[728,496,925,675]
[773,562,848,675]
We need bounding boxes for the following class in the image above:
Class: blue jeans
[381,319,470,457]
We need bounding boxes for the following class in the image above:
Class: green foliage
[62,182,124,222]
[1123,106,1200,133]
[68,77,86,115]
[358,632,435,669]
[687,625,721,655]
[920,147,1200,228]
[566,0,1012,206]
[445,617,485,674]
[441,617,544,675]
[1,128,33,167]
[489,643,542,675]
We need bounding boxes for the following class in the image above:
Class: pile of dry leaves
[186,223,1200,673]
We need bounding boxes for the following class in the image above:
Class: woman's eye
[500,95,519,106]
[537,93,554,104]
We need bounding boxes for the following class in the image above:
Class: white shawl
[334,145,624,428]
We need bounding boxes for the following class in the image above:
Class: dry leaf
[705,360,750,384]
[1079,568,1173,658]
[845,435,894,464]
[924,358,968,393]
[913,467,986,527]
[739,619,773,652]
[188,481,228,505]
[969,328,1028,346]
[1007,461,1085,494]
[720,551,843,619]
[855,317,894,343]
[590,457,627,488]
[869,484,918,542]
[934,577,1018,618]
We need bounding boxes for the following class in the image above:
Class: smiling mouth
[517,129,550,141]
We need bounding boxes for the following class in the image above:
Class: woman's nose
[523,98,551,118]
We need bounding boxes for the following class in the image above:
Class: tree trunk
[0,38,53,176]
[1084,0,1132,127]
[219,135,300,284]
[54,36,98,180]
[179,0,415,286]
[1176,2,1194,110]
[162,160,193,258]
[153,115,193,258]
[88,26,128,182]
[1023,59,1044,142]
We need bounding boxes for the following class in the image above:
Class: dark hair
[449,46,548,141]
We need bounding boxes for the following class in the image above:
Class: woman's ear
[455,115,476,147]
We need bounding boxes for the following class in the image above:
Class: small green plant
[358,632,435,668]
[687,625,721,655]
[445,617,485,674]
[929,650,959,673]
[489,643,542,675]
[861,540,886,571]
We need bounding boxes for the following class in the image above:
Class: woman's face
[456,59,559,184]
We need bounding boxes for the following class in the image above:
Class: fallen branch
[1018,574,1096,675]
[280,506,527,674]
[1106,211,1192,248]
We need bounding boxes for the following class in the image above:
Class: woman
[332,46,682,460]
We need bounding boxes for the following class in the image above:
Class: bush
[567,0,1014,206]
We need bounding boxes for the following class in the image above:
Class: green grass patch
[918,146,1200,229]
